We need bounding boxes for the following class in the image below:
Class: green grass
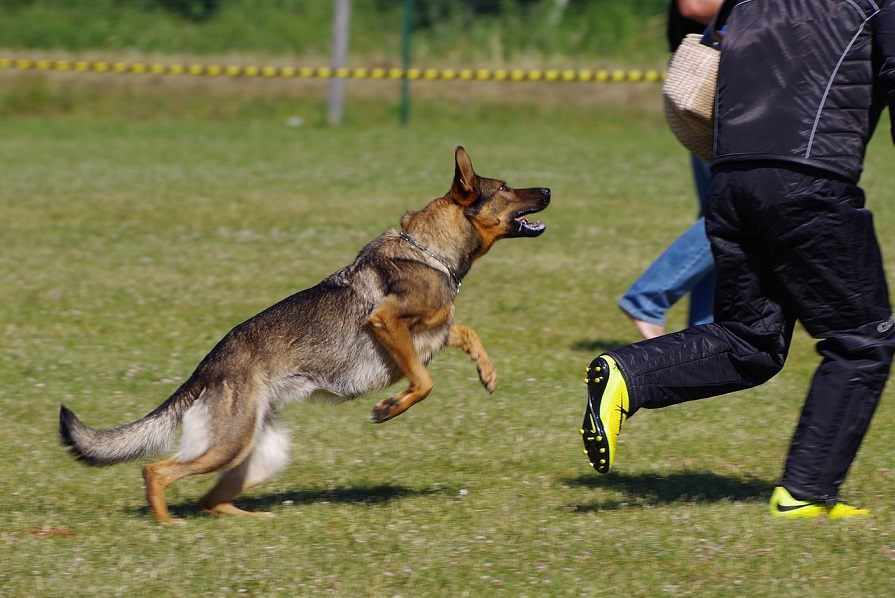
[2,82,895,596]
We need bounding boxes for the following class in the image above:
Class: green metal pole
[400,0,413,125]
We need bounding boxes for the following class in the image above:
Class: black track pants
[609,166,895,503]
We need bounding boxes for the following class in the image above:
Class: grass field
[2,75,895,596]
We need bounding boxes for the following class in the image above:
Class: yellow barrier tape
[0,58,664,82]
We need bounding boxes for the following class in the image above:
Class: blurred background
[0,0,672,125]
[0,1,669,65]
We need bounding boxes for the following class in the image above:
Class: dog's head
[400,147,550,267]
[449,146,550,252]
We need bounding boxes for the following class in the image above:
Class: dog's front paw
[371,396,401,423]
[371,386,431,423]
[477,361,497,394]
[482,369,498,394]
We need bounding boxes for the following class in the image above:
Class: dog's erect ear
[451,146,477,206]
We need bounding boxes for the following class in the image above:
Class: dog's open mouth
[511,211,547,238]
[506,188,550,238]
[509,210,547,237]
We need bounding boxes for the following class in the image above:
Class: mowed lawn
[2,86,895,596]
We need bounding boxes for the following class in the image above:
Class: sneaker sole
[581,358,612,474]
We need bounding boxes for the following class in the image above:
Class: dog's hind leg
[143,445,250,522]
[447,325,497,393]
[197,415,290,518]
[142,383,262,521]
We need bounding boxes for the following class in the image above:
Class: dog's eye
[498,184,508,191]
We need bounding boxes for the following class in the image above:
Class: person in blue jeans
[618,156,715,339]
[618,0,722,340]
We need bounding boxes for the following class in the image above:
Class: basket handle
[701,0,737,49]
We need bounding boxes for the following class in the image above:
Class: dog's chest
[412,322,452,365]
[407,299,455,362]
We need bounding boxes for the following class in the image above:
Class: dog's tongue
[516,216,541,227]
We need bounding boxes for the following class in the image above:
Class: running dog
[59,146,550,521]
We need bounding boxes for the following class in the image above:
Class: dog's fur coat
[59,146,550,520]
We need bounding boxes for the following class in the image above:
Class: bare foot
[200,502,275,518]
[621,309,665,340]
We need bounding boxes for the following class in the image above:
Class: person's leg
[690,154,712,209]
[618,217,715,337]
[584,169,795,473]
[586,168,893,517]
[619,155,716,336]
[688,155,715,327]
[759,174,895,504]
[613,168,795,412]
[688,268,716,326]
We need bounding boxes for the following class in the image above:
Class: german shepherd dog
[59,146,550,521]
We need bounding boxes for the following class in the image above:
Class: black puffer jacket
[712,0,894,183]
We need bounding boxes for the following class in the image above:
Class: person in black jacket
[580,0,895,518]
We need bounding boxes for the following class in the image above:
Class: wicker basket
[662,33,719,163]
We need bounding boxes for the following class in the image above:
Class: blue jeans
[618,155,716,327]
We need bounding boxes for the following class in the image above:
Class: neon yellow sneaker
[580,355,630,474]
[828,502,871,519]
[769,486,870,519]
[768,486,826,518]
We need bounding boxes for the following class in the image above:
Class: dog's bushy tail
[59,383,198,466]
